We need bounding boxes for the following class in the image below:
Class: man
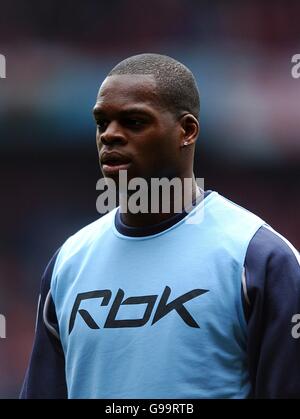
[21,54,300,399]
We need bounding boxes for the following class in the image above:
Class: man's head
[93,53,200,184]
[108,53,200,120]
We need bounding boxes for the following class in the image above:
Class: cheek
[136,139,177,176]
[96,133,102,152]
[152,130,179,159]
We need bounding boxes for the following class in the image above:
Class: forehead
[95,74,162,111]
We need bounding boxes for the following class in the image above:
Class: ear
[179,114,199,148]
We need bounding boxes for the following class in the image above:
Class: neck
[119,174,201,228]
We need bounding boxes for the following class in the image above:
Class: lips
[101,152,131,165]
[100,151,131,174]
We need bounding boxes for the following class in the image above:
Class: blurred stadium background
[0,0,299,398]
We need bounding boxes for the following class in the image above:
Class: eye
[96,120,109,132]
[124,118,145,129]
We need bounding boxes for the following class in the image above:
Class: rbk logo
[69,286,208,334]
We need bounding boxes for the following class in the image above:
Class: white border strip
[242,268,251,306]
[34,294,41,333]
[264,224,300,266]
[43,290,60,340]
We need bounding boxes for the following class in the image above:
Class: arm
[20,250,68,399]
[244,225,300,398]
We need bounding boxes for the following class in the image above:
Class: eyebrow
[93,107,153,118]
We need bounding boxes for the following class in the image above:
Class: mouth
[101,152,131,175]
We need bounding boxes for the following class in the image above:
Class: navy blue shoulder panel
[244,226,300,398]
[20,249,68,399]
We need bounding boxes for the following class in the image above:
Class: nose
[99,121,127,146]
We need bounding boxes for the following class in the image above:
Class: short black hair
[108,53,200,120]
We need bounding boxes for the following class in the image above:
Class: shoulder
[47,209,117,287]
[245,224,299,276]
[243,224,299,315]
[58,208,117,259]
[207,192,265,230]
[204,193,266,255]
[243,225,300,398]
[212,193,265,225]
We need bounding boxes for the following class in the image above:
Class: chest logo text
[69,286,208,333]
